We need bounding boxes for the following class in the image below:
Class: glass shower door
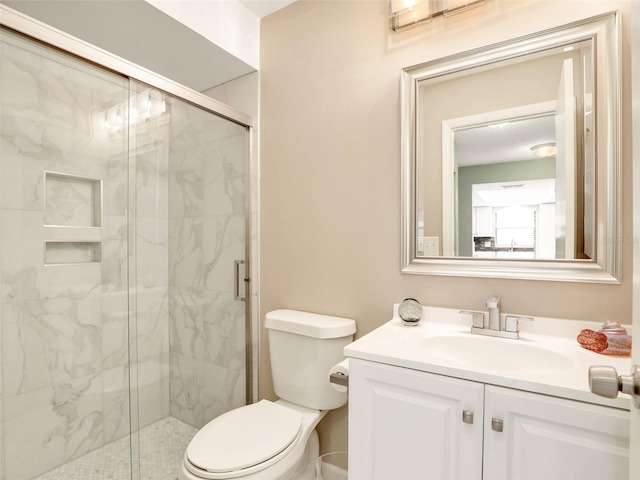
[0,28,134,480]
[129,82,249,479]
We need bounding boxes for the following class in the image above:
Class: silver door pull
[491,418,504,432]
[234,259,246,301]
[462,410,474,424]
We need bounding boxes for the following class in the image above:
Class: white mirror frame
[401,12,621,283]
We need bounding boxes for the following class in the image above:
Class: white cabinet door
[348,359,484,480]
[473,206,493,236]
[484,385,630,480]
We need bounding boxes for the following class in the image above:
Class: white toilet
[179,309,356,480]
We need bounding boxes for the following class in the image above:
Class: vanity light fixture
[390,0,486,31]
[530,143,557,158]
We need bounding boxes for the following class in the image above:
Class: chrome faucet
[459,295,533,340]
[486,295,501,330]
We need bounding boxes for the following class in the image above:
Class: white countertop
[344,305,632,410]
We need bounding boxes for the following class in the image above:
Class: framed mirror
[401,12,621,283]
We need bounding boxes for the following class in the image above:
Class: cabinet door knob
[491,418,504,432]
[462,410,474,424]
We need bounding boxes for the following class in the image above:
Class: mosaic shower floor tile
[33,416,196,480]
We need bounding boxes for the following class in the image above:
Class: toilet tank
[265,310,356,410]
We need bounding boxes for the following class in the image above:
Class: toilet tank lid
[265,309,356,339]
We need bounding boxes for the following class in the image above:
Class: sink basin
[419,335,575,372]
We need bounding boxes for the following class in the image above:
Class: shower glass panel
[0,28,133,480]
[129,80,248,479]
[1,26,249,480]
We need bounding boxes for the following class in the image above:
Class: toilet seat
[185,400,303,478]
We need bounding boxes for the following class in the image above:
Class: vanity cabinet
[348,359,484,480]
[483,385,629,480]
[348,359,630,480]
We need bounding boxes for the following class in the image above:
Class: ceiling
[454,114,556,167]
[2,0,296,92]
[240,0,297,18]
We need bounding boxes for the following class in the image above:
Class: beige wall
[260,0,634,455]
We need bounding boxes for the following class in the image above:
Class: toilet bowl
[179,310,356,480]
[179,400,326,480]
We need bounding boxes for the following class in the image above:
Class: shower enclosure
[0,11,252,480]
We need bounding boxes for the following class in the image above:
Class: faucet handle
[460,310,486,329]
[486,295,501,308]
[505,315,534,333]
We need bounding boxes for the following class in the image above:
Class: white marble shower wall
[0,30,134,480]
[167,100,247,428]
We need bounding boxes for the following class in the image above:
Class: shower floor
[33,416,197,480]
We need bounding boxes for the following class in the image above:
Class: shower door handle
[234,259,247,301]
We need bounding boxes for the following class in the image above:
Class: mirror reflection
[416,39,593,260]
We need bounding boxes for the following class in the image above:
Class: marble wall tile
[168,146,205,218]
[136,216,168,289]
[136,355,170,429]
[135,287,169,361]
[3,374,104,480]
[203,136,247,217]
[203,113,247,145]
[169,287,204,360]
[0,141,46,213]
[135,143,169,220]
[169,353,204,427]
[101,152,129,218]
[1,209,44,303]
[169,355,244,429]
[1,34,128,133]
[2,294,102,397]
[169,217,204,290]
[203,72,259,121]
[202,215,246,293]
[1,208,126,303]
[101,214,128,293]
[201,291,245,371]
[101,291,129,369]
[201,362,245,426]
[102,364,130,444]
[0,141,126,216]
[166,101,206,152]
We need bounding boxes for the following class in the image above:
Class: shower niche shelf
[44,241,102,266]
[44,171,103,228]
[43,171,103,266]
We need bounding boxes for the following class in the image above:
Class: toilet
[179,309,356,480]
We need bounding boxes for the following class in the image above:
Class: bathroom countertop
[344,305,632,410]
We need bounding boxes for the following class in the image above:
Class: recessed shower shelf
[44,171,103,228]
[44,241,102,266]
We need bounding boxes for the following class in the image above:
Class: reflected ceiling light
[389,0,486,31]
[530,143,556,158]
[102,88,167,137]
